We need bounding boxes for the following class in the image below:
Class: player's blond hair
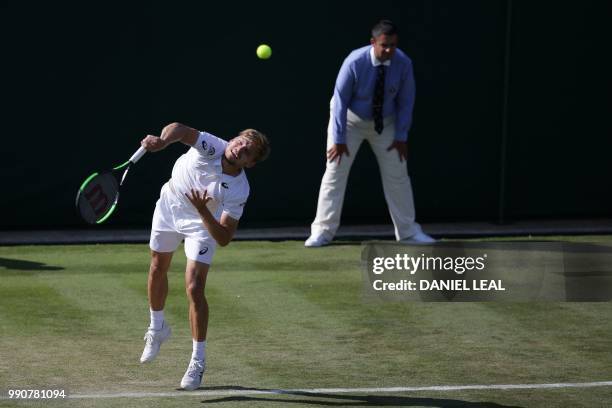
[238,129,271,163]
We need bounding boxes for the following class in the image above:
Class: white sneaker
[304,235,331,248]
[140,323,171,363]
[180,358,206,390]
[400,231,436,244]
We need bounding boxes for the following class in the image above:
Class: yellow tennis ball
[256,44,272,59]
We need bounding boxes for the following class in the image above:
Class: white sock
[192,340,206,361]
[150,309,164,330]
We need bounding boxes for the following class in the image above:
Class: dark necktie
[372,64,386,134]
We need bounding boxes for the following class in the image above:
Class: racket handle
[129,146,147,163]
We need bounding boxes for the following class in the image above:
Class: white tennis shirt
[170,131,249,221]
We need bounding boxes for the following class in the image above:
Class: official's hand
[141,135,168,152]
[185,189,212,213]
[387,140,408,162]
[327,143,350,164]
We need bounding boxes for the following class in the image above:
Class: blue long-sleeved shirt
[332,45,416,143]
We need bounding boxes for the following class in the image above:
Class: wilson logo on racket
[84,183,110,216]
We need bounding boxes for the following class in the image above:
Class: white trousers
[310,109,422,241]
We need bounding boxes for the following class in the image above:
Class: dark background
[1,1,610,229]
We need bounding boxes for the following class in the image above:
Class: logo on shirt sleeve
[221,182,229,189]
[201,140,208,151]
[208,146,216,156]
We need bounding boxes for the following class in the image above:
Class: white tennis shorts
[149,182,216,264]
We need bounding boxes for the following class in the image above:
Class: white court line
[64,381,612,399]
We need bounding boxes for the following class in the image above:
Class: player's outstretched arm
[185,189,238,247]
[141,122,200,152]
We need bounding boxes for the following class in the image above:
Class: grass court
[1,237,611,407]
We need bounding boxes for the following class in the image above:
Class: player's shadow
[0,257,64,275]
[196,387,523,407]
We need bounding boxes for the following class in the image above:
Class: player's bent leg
[184,260,209,341]
[140,250,174,363]
[148,250,173,310]
[148,227,182,311]
[181,258,210,390]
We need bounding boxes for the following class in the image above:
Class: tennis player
[138,122,270,390]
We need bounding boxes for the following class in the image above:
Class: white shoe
[180,358,206,390]
[400,231,436,244]
[305,235,331,248]
[140,323,171,363]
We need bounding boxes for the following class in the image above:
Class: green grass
[0,237,611,407]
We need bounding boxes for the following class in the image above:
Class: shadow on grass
[0,257,64,273]
[194,386,523,407]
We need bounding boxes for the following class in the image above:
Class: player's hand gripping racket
[75,146,147,224]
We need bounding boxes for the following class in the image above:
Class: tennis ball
[256,44,272,59]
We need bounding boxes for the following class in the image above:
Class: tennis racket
[75,146,147,224]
